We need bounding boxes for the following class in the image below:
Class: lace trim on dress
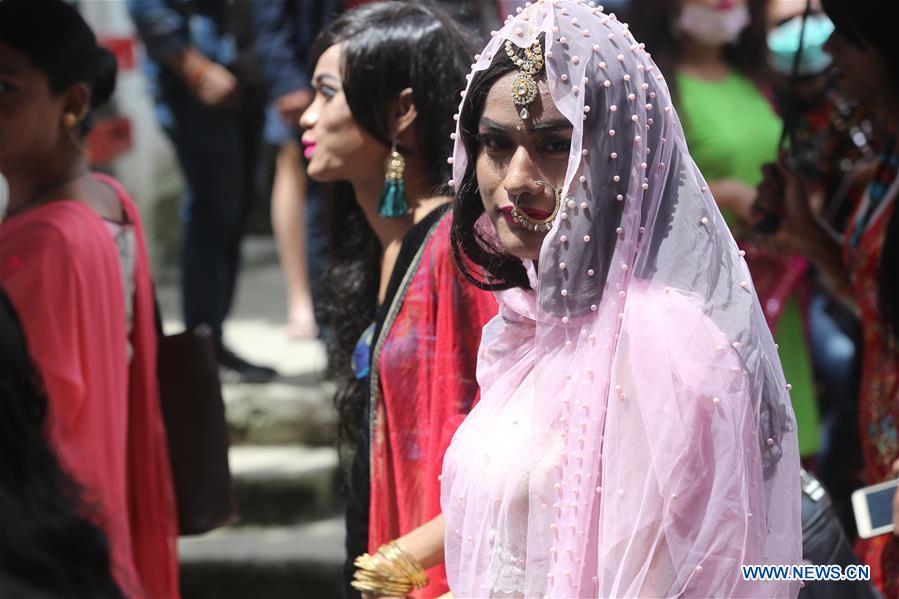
[488,543,527,595]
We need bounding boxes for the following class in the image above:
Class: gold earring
[63,107,89,129]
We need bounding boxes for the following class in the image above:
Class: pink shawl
[441,2,802,597]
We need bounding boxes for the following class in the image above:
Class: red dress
[368,212,497,597]
[0,176,179,599]
[846,182,899,597]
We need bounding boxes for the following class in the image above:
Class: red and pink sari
[367,211,497,597]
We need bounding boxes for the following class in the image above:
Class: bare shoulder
[68,175,125,223]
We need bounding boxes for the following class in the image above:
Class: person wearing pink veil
[348,1,801,597]
[443,1,801,597]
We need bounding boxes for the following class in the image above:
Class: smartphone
[852,478,899,539]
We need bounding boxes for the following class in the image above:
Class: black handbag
[800,469,882,598]
[154,299,239,535]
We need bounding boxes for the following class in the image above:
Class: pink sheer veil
[440,1,802,597]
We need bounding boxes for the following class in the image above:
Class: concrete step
[224,378,337,447]
[162,315,337,446]
[179,518,345,599]
[212,319,336,447]
[230,445,342,526]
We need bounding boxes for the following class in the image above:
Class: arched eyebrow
[312,73,343,87]
[478,117,572,133]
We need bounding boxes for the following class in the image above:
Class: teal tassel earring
[378,141,408,218]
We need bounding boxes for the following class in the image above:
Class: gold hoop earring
[510,180,561,232]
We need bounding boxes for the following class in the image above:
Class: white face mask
[678,3,751,46]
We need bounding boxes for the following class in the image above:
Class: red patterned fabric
[368,213,497,597]
[0,175,179,599]
[740,243,809,332]
[845,187,899,598]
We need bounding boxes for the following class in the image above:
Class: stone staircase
[178,440,345,598]
[158,255,346,599]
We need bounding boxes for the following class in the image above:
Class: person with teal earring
[297,4,498,596]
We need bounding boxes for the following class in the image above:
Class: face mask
[768,13,835,76]
[677,3,751,46]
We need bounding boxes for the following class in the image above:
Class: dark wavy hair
[624,0,770,100]
[822,0,899,349]
[310,1,475,444]
[0,0,117,137]
[0,290,122,598]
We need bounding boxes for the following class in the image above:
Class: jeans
[156,79,264,348]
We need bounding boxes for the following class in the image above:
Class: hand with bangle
[352,540,429,598]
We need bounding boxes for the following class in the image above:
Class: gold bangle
[351,576,412,596]
[350,540,430,596]
[380,541,429,589]
[353,573,413,588]
[351,552,414,596]
[352,580,412,595]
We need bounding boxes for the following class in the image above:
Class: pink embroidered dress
[440,2,802,597]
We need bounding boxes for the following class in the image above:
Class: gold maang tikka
[505,39,544,120]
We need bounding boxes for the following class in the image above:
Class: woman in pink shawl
[0,2,178,597]
[435,1,803,597]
